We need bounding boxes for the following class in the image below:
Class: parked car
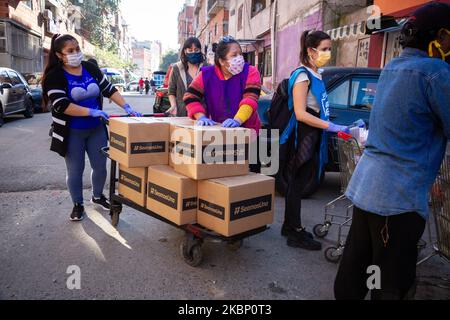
[101,68,126,93]
[153,68,171,114]
[0,68,35,127]
[257,67,381,197]
[126,80,140,92]
[23,72,44,112]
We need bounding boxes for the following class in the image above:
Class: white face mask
[227,55,245,75]
[65,51,83,67]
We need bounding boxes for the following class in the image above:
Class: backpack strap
[280,67,311,145]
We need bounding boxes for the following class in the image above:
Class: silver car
[0,68,34,127]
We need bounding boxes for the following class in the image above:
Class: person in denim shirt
[334,2,450,300]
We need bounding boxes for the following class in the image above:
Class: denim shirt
[346,48,450,220]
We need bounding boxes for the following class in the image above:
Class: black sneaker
[287,228,322,251]
[281,224,314,239]
[70,203,85,222]
[91,195,110,211]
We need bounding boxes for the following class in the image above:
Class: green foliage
[77,0,121,51]
[159,50,179,71]
[93,46,134,70]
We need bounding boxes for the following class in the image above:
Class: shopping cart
[101,114,269,267]
[313,132,364,263]
[417,149,450,265]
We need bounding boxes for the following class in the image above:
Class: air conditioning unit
[42,9,53,21]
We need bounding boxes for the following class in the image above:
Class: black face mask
[186,52,203,64]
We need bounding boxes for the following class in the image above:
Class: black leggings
[334,206,426,300]
[283,115,321,229]
[284,157,317,228]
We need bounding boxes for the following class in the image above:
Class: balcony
[207,0,227,18]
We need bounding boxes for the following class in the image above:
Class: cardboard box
[170,124,250,180]
[152,117,196,168]
[118,165,148,207]
[109,118,169,168]
[146,165,197,226]
[197,174,275,236]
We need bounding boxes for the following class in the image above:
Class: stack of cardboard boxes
[109,117,275,237]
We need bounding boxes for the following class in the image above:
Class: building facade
[0,0,44,74]
[178,3,195,48]
[193,0,230,63]
[41,0,95,68]
[132,40,162,78]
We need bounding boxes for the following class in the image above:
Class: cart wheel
[226,239,243,252]
[324,246,342,263]
[180,238,203,267]
[313,223,329,238]
[110,210,120,227]
[110,204,122,227]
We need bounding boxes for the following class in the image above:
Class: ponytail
[299,30,331,67]
[42,34,77,107]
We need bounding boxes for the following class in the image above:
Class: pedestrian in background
[334,2,450,300]
[42,34,142,222]
[144,77,150,95]
[167,37,207,116]
[280,30,349,251]
[138,77,144,94]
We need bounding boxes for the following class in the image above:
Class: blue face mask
[186,52,203,64]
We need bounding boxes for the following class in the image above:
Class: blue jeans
[65,125,108,204]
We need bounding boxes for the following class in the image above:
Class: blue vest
[280,67,330,179]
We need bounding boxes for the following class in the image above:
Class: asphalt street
[0,92,449,299]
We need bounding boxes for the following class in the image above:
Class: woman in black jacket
[42,34,141,222]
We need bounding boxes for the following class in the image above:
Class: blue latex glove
[222,118,241,128]
[123,104,142,117]
[196,115,217,126]
[89,109,109,121]
[327,122,350,133]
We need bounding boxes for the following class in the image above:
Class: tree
[159,50,179,72]
[77,0,121,51]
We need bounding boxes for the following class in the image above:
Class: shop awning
[326,16,405,40]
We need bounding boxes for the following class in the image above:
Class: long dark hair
[180,37,203,67]
[214,37,241,67]
[42,34,77,106]
[299,30,331,67]
[400,2,450,51]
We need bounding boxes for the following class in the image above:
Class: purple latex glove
[327,122,350,133]
[123,104,142,117]
[196,115,217,126]
[89,109,109,121]
[222,118,241,128]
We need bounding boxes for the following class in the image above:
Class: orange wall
[375,0,450,14]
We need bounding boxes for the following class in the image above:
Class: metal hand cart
[417,149,450,265]
[313,132,364,263]
[101,114,269,267]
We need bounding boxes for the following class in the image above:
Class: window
[263,47,272,77]
[349,77,378,109]
[251,0,266,17]
[244,52,256,66]
[328,80,350,109]
[7,71,22,86]
[238,5,243,32]
[23,0,33,10]
[0,22,6,53]
[0,70,11,84]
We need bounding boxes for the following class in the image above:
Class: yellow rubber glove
[234,104,254,124]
